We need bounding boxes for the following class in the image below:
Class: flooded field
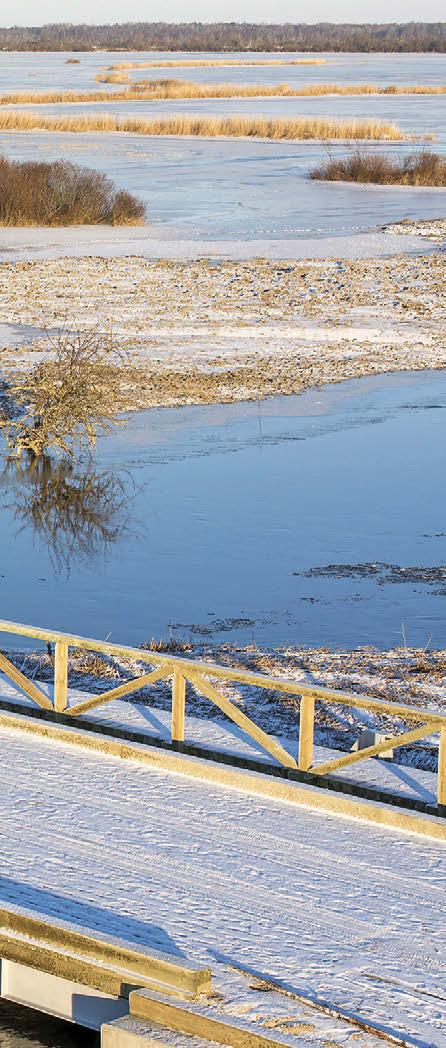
[0,45,445,1047]
[1,369,445,653]
[0,50,445,93]
[0,51,444,245]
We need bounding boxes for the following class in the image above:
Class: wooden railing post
[172,670,186,744]
[298,695,315,771]
[54,641,68,713]
[438,728,446,810]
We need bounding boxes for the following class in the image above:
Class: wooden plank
[171,671,186,743]
[0,619,445,728]
[188,672,297,769]
[54,640,68,713]
[0,651,53,711]
[438,728,446,807]
[314,724,432,778]
[298,695,315,771]
[68,666,173,718]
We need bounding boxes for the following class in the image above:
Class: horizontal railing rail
[0,618,444,808]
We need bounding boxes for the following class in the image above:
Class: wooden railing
[0,618,445,808]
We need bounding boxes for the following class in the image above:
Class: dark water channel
[1,369,445,653]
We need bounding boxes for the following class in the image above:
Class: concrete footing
[0,959,128,1030]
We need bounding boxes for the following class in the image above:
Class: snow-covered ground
[0,224,435,262]
[0,712,444,1046]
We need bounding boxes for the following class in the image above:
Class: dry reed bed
[106,58,327,69]
[4,81,445,106]
[0,111,405,140]
[95,75,446,96]
[311,150,446,187]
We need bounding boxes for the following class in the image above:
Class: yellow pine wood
[68,665,174,718]
[188,671,297,769]
[171,671,186,743]
[298,695,315,771]
[0,620,443,727]
[315,723,432,777]
[0,650,53,711]
[54,640,68,713]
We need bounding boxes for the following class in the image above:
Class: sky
[1,2,444,25]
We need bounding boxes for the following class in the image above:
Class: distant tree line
[0,22,445,53]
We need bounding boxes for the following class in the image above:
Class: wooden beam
[68,666,173,718]
[172,671,186,743]
[54,640,68,713]
[0,650,53,711]
[188,672,297,769]
[298,695,315,771]
[314,724,432,778]
[438,728,446,807]
[0,620,445,730]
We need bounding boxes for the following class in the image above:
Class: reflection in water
[1,455,134,574]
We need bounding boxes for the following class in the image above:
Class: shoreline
[0,249,444,411]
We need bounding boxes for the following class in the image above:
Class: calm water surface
[1,370,445,653]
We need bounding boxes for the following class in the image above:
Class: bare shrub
[310,149,446,186]
[0,155,145,226]
[1,328,129,459]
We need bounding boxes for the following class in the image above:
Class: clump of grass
[65,57,80,64]
[0,111,405,141]
[310,149,446,186]
[107,58,327,69]
[96,72,130,84]
[0,154,145,225]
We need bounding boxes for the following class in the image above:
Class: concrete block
[1,958,128,1030]
[351,728,394,759]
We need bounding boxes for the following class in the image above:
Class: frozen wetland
[0,48,445,1047]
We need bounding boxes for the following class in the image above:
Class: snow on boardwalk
[0,721,445,1046]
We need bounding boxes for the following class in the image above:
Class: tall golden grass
[4,82,445,106]
[0,110,405,140]
[107,58,327,69]
[311,149,446,186]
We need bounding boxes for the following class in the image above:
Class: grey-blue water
[0,50,444,241]
[1,369,445,654]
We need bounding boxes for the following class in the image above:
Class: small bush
[1,328,129,459]
[65,57,80,64]
[0,155,145,226]
[310,150,446,187]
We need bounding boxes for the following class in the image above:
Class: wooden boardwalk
[0,709,445,1045]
